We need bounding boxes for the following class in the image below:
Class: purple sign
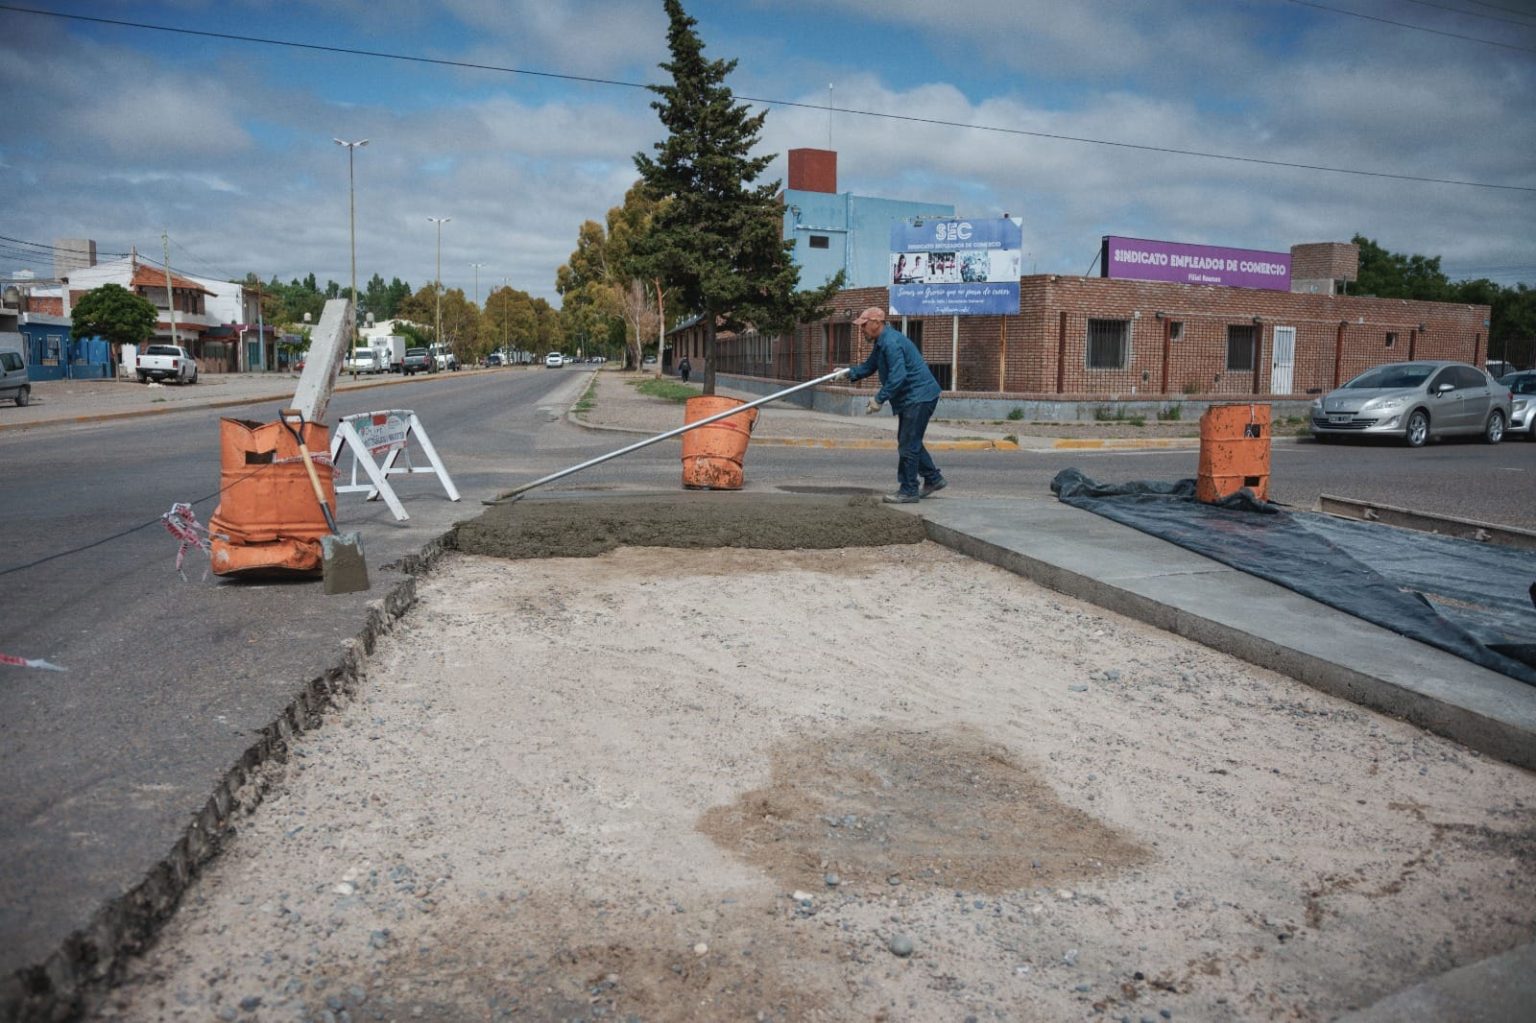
[1102,236,1291,291]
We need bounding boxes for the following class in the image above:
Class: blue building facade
[780,149,953,291]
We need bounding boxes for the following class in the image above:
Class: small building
[780,148,954,290]
[706,245,1491,405]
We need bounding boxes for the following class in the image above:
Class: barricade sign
[329,409,460,521]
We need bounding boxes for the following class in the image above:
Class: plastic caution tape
[162,502,212,581]
[0,652,66,672]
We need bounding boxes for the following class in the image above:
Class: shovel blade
[321,532,370,595]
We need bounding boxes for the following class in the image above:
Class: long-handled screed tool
[484,368,850,505]
[279,407,371,594]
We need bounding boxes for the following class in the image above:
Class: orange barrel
[208,417,336,576]
[1196,403,1271,504]
[680,395,758,490]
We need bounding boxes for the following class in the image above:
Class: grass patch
[633,378,701,403]
[572,377,598,415]
[1156,403,1183,422]
[1006,407,1024,421]
[1004,434,1018,446]
[1128,415,1147,427]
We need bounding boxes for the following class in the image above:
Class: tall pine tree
[634,0,840,394]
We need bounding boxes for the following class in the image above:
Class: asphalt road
[1,367,1531,995]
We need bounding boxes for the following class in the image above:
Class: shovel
[279,408,370,595]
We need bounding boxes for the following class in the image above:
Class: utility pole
[161,230,179,347]
[428,217,450,353]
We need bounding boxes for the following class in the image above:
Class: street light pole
[470,262,485,306]
[427,217,450,356]
[333,138,369,362]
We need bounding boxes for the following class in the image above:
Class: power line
[1,3,1531,194]
[1282,0,1536,52]
[1396,0,1536,26]
[1459,0,1536,19]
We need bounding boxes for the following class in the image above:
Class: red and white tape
[0,652,65,672]
[162,502,212,581]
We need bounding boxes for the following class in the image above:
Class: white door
[1270,326,1296,394]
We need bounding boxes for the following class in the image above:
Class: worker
[846,306,946,504]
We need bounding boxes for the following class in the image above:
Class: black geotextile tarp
[1050,469,1536,687]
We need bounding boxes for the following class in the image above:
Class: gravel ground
[88,538,1535,1023]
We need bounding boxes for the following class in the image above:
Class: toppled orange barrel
[209,417,335,576]
[680,395,758,490]
[1196,403,1271,504]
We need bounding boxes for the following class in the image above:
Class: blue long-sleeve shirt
[847,324,941,413]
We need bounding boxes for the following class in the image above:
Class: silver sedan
[1500,370,1536,439]
[1310,361,1513,447]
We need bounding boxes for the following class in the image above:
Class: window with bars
[905,319,925,352]
[1226,325,1256,371]
[829,322,851,363]
[1086,319,1129,369]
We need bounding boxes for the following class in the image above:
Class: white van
[544,352,564,368]
[1,337,31,406]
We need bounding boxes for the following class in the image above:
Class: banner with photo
[889,218,1022,316]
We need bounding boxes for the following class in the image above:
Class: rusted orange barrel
[680,395,758,490]
[1196,403,1271,503]
[209,417,335,576]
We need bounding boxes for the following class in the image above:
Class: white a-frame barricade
[329,409,460,521]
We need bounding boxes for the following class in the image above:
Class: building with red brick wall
[710,273,1490,399]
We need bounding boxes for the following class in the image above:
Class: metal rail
[1317,494,1536,551]
[484,368,851,505]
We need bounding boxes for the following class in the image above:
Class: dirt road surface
[89,497,1536,1022]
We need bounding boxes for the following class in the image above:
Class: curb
[565,412,1020,451]
[0,534,457,1021]
[0,371,469,434]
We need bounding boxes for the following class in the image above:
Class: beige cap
[853,306,886,325]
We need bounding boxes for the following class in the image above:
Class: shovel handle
[278,408,339,535]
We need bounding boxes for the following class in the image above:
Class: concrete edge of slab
[1332,939,1536,1023]
[0,535,457,1023]
[921,519,1536,773]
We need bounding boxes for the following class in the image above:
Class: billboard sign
[889,217,1022,316]
[1102,236,1291,291]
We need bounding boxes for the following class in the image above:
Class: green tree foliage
[362,273,413,321]
[1351,235,1534,368]
[70,283,157,347]
[632,0,840,393]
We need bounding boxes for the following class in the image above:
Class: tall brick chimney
[788,148,837,194]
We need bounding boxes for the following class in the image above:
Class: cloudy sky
[2,0,1532,305]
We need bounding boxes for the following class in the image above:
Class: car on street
[0,339,30,406]
[1501,370,1536,440]
[1486,359,1514,380]
[135,344,198,385]
[641,354,657,366]
[1310,360,1513,447]
[402,347,434,375]
[545,352,564,368]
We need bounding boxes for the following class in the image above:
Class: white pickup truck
[135,344,198,384]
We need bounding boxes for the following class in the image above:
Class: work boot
[882,492,919,504]
[920,477,947,498]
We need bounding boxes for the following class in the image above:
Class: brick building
[704,250,1491,400]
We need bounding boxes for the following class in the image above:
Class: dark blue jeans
[896,398,941,496]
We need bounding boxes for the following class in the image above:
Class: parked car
[1501,370,1536,440]
[345,348,385,374]
[0,339,30,406]
[486,353,504,367]
[429,344,459,372]
[641,354,657,366]
[1485,359,1514,380]
[402,347,434,375]
[135,344,198,384]
[1310,360,1513,447]
[545,352,564,368]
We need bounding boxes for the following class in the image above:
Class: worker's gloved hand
[833,367,851,379]
[865,396,883,415]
